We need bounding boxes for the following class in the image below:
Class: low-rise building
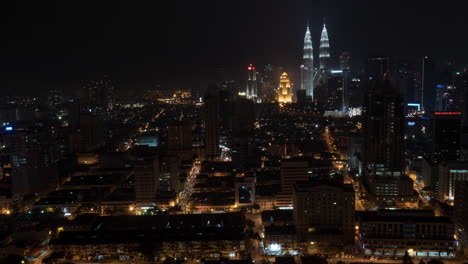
[357,210,456,258]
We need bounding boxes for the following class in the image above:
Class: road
[178,161,200,212]
[323,126,368,211]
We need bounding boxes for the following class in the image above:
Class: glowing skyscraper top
[277,72,293,104]
[300,22,315,100]
[246,64,258,101]
[319,21,330,70]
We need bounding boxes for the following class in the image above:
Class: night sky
[1,0,468,95]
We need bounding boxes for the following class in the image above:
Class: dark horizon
[1,0,468,95]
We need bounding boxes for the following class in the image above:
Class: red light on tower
[248,66,252,71]
[434,112,462,115]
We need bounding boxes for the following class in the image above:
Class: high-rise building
[261,64,277,102]
[437,161,468,202]
[363,80,405,173]
[348,76,363,108]
[69,113,105,153]
[367,57,392,80]
[82,77,116,111]
[204,95,220,160]
[168,121,193,160]
[362,80,416,207]
[430,112,461,164]
[231,97,255,170]
[454,181,468,257]
[301,24,315,100]
[319,22,330,71]
[159,155,181,194]
[339,52,351,70]
[293,180,355,242]
[134,154,160,204]
[246,64,258,101]
[277,72,293,104]
[5,125,59,194]
[327,70,344,111]
[280,158,310,194]
[422,56,436,112]
[296,89,307,106]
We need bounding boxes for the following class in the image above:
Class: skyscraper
[363,80,405,174]
[277,72,293,104]
[82,77,116,112]
[6,125,60,194]
[362,80,416,207]
[246,64,258,101]
[339,52,351,70]
[134,153,160,204]
[204,95,220,160]
[366,57,392,80]
[261,64,277,102]
[430,112,461,164]
[231,97,255,170]
[168,121,193,160]
[319,22,331,71]
[300,24,314,100]
[422,56,436,112]
[327,71,344,111]
[454,181,468,257]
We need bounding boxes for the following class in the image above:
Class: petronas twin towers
[300,20,331,101]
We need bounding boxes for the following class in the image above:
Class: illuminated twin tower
[300,20,331,101]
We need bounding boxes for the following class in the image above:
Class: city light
[434,112,462,115]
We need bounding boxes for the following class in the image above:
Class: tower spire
[319,20,330,71]
[301,22,314,101]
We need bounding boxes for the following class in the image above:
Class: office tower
[167,121,193,160]
[366,57,392,80]
[455,181,468,257]
[47,89,64,110]
[159,155,181,194]
[62,100,81,128]
[261,64,277,102]
[319,22,330,71]
[301,24,315,99]
[280,158,310,195]
[82,77,116,111]
[363,80,416,207]
[348,76,363,107]
[364,80,405,173]
[277,72,293,104]
[231,97,255,170]
[74,113,105,152]
[204,95,220,160]
[293,180,355,242]
[6,125,59,194]
[453,71,467,114]
[246,64,258,101]
[339,52,351,70]
[422,56,436,112]
[437,161,468,202]
[296,89,307,106]
[134,152,160,204]
[434,85,450,112]
[430,112,461,164]
[327,70,344,111]
[457,71,468,161]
